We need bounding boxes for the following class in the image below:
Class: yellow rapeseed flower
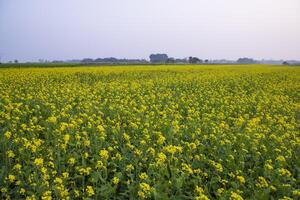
[256,177,268,188]
[139,172,148,180]
[4,131,12,139]
[236,176,246,184]
[47,116,57,123]
[86,186,95,197]
[99,149,109,160]
[68,157,76,165]
[34,158,44,166]
[230,191,244,200]
[112,177,120,185]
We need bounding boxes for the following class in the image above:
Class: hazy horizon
[1,0,300,62]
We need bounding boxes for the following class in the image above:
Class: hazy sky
[0,0,300,62]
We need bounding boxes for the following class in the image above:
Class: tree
[166,58,175,64]
[282,61,290,65]
[188,57,202,64]
[175,58,188,63]
[81,58,94,63]
[14,59,18,64]
[237,58,256,64]
[149,54,168,63]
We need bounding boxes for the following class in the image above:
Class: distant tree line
[149,54,209,64]
[57,56,264,64]
[236,58,257,64]
[2,54,298,65]
[78,56,298,65]
[81,57,148,64]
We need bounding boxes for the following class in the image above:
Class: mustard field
[0,65,299,200]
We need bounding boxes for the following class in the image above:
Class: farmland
[0,65,299,199]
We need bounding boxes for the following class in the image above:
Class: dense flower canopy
[0,65,299,199]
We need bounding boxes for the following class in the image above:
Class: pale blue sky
[0,0,299,62]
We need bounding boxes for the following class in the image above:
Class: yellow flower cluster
[138,183,151,199]
[195,186,210,200]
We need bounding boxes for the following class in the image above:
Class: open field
[0,65,299,199]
